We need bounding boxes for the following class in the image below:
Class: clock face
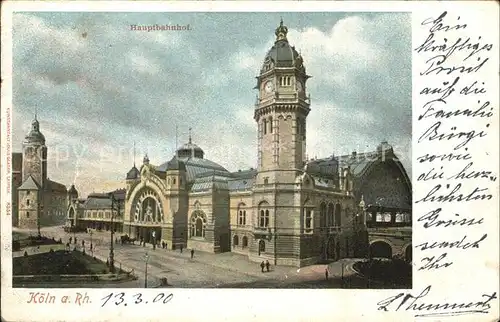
[297,81,303,92]
[264,80,274,93]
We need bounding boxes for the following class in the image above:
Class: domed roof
[260,19,306,74]
[68,184,79,196]
[176,132,204,159]
[24,117,46,144]
[166,156,186,171]
[126,165,140,180]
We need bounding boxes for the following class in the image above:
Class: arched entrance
[242,236,248,248]
[258,240,265,256]
[369,241,393,259]
[405,244,412,263]
[233,235,239,247]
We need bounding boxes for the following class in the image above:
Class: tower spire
[175,124,179,157]
[133,141,136,167]
[189,127,192,144]
[34,106,38,120]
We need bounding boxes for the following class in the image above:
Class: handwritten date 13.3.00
[101,292,173,307]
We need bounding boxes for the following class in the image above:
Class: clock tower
[255,19,311,183]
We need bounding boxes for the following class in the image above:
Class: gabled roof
[18,175,40,191]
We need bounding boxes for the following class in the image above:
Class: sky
[12,12,411,198]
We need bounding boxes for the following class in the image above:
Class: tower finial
[275,18,288,42]
[34,106,37,120]
[189,127,192,144]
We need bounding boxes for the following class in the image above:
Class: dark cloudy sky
[12,12,411,197]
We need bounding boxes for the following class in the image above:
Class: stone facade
[69,20,411,268]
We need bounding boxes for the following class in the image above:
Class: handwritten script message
[377,10,498,318]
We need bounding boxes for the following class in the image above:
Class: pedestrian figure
[325,268,329,281]
[69,237,72,244]
[90,243,93,251]
[260,261,265,273]
[82,240,85,247]
[265,260,270,272]
[180,245,183,253]
[191,249,194,259]
[165,242,168,250]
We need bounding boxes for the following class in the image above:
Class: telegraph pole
[108,192,115,273]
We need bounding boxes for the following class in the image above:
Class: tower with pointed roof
[17,114,48,228]
[22,114,47,187]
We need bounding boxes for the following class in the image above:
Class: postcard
[1,1,498,321]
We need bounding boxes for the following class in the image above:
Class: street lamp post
[144,252,149,288]
[90,230,94,256]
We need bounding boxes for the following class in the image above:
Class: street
[14,225,368,288]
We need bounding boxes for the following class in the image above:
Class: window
[328,203,334,227]
[269,117,273,133]
[26,199,30,206]
[305,209,313,233]
[238,210,246,225]
[259,210,269,228]
[233,235,239,247]
[173,178,176,185]
[190,211,207,238]
[264,178,269,185]
[263,119,267,135]
[320,202,327,228]
[26,212,30,218]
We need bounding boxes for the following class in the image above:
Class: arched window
[263,119,267,135]
[269,116,273,133]
[334,204,342,227]
[233,235,239,247]
[242,236,248,248]
[238,203,246,226]
[320,202,327,228]
[173,178,176,185]
[327,203,334,227]
[304,209,313,233]
[258,201,270,228]
[190,211,207,238]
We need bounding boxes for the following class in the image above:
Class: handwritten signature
[377,285,497,317]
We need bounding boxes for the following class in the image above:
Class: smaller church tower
[22,114,47,188]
